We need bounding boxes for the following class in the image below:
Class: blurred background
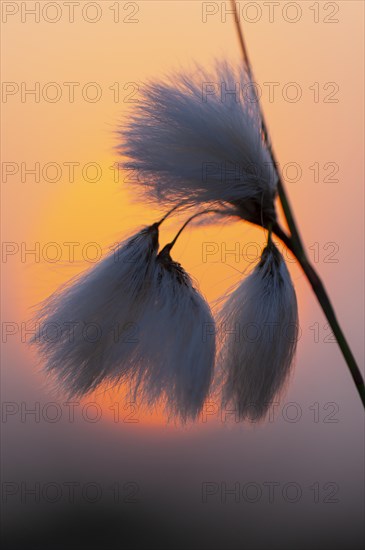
[1,1,364,548]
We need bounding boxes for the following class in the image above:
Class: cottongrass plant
[32,213,216,421]
[32,223,160,397]
[121,61,277,228]
[218,239,298,420]
[125,237,216,421]
[31,10,364,420]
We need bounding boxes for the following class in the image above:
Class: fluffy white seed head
[116,247,216,422]
[218,242,298,420]
[32,225,215,421]
[119,61,277,226]
[31,225,159,397]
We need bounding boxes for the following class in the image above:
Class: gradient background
[1,1,364,549]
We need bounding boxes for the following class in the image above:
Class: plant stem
[231,0,365,407]
[273,223,365,407]
[162,209,222,253]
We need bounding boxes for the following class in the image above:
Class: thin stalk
[231,0,364,407]
[155,204,181,227]
[273,223,365,406]
[162,209,221,253]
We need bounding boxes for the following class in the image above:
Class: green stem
[231,0,364,408]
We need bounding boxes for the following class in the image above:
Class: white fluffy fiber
[32,225,215,421]
[119,62,277,222]
[114,247,216,421]
[32,225,159,397]
[218,242,298,420]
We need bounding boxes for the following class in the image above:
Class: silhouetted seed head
[119,61,278,227]
[218,241,298,420]
[31,225,160,397]
[123,245,216,422]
